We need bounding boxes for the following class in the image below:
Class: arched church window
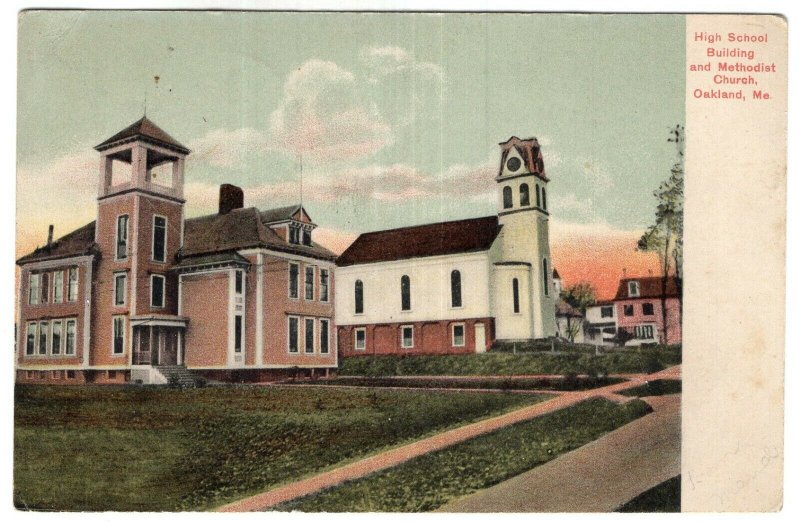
[536,185,541,207]
[542,258,549,296]
[451,270,462,308]
[355,280,364,314]
[542,187,548,210]
[512,278,520,314]
[520,184,530,206]
[401,275,411,311]
[503,186,513,209]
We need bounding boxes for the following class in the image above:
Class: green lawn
[617,475,681,512]
[14,384,546,511]
[277,398,651,512]
[339,345,681,377]
[619,379,682,397]
[292,375,623,391]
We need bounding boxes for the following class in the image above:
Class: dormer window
[628,281,640,297]
[302,229,312,246]
[289,226,300,245]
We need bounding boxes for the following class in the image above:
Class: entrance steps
[154,365,204,387]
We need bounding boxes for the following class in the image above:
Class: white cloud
[579,158,613,191]
[360,46,445,84]
[268,59,393,163]
[550,192,595,217]
[187,127,268,168]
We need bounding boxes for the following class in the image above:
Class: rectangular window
[623,304,634,317]
[320,269,329,302]
[305,266,315,300]
[305,318,315,353]
[512,278,520,314]
[114,273,126,306]
[68,267,79,302]
[235,270,243,295]
[51,320,62,355]
[151,274,165,308]
[53,271,64,303]
[153,216,167,262]
[320,319,329,354]
[302,229,312,246]
[40,273,49,303]
[289,227,300,244]
[28,273,40,305]
[234,315,243,353]
[635,325,655,339]
[116,215,129,260]
[66,370,76,379]
[288,263,299,299]
[628,281,640,297]
[288,317,299,353]
[65,320,76,356]
[354,328,366,351]
[452,324,465,347]
[25,322,36,355]
[642,302,655,316]
[38,321,48,355]
[601,306,613,318]
[401,326,414,349]
[112,316,125,355]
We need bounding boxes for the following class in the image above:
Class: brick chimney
[47,224,54,247]
[219,184,244,215]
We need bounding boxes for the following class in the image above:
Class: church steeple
[95,116,189,201]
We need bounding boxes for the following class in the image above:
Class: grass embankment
[340,345,681,377]
[292,376,623,391]
[617,475,681,512]
[619,379,682,397]
[14,384,545,511]
[277,398,651,512]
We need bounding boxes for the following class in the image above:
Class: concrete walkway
[438,393,681,512]
[217,366,680,512]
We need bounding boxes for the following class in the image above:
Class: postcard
[11,10,787,513]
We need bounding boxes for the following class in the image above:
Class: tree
[638,124,684,343]
[560,281,597,314]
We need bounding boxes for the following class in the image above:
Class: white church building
[335,136,556,356]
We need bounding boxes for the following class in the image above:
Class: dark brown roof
[260,204,301,223]
[173,251,251,271]
[95,116,190,154]
[181,206,335,262]
[552,267,561,279]
[614,276,681,300]
[336,216,501,267]
[17,221,97,265]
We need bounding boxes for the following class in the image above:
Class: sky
[16,11,685,299]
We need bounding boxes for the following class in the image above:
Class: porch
[131,316,188,366]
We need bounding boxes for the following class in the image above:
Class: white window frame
[67,266,79,302]
[319,318,330,354]
[452,323,466,347]
[601,306,614,318]
[401,325,414,349]
[234,315,243,354]
[152,214,168,263]
[635,324,655,340]
[65,319,77,356]
[113,272,127,307]
[51,319,63,356]
[304,265,316,301]
[115,214,129,261]
[304,317,315,354]
[287,315,300,354]
[628,281,640,297]
[53,270,64,303]
[320,269,330,303]
[150,274,166,308]
[112,316,126,356]
[25,322,36,356]
[288,262,300,300]
[28,273,41,305]
[354,327,366,351]
[38,321,49,355]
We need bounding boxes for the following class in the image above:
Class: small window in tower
[152,216,167,263]
[151,274,165,308]
[503,186,513,209]
[520,184,530,206]
[116,215,129,260]
[111,159,133,186]
[506,156,521,172]
[536,185,541,207]
[542,187,548,210]
[542,258,549,296]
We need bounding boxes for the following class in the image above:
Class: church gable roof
[95,116,190,154]
[336,216,501,267]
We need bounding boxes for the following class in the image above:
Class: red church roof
[336,216,501,267]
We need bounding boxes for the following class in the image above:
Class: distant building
[584,301,618,345]
[335,136,557,356]
[552,269,585,343]
[16,117,337,384]
[613,276,681,345]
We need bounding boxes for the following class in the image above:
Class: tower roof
[95,116,190,154]
[498,136,547,181]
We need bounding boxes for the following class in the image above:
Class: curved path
[217,365,680,512]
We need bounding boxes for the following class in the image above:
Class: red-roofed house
[335,136,557,356]
[16,117,337,384]
[613,276,681,345]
